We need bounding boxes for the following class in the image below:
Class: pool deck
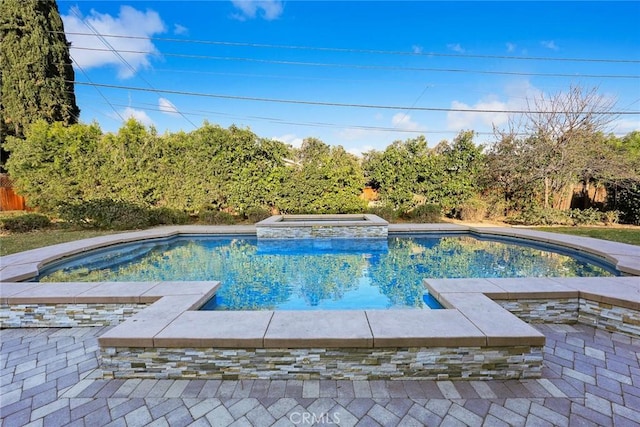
[1,224,640,423]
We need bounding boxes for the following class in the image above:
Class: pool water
[37,234,618,310]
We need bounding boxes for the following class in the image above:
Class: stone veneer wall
[0,303,149,328]
[497,299,580,324]
[256,225,388,239]
[100,345,543,381]
[497,298,639,337]
[578,300,640,337]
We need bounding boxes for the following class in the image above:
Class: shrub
[603,210,620,225]
[366,205,398,222]
[244,207,271,223]
[606,180,640,225]
[405,203,441,223]
[507,207,610,226]
[458,197,488,222]
[198,209,237,225]
[485,199,508,220]
[148,207,190,225]
[0,213,51,232]
[507,207,570,225]
[58,199,151,230]
[569,208,604,226]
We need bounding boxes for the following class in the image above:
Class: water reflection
[39,234,617,310]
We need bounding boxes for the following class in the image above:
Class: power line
[71,80,640,115]
[72,97,515,137]
[61,63,572,98]
[59,31,640,64]
[70,9,198,129]
[68,46,640,80]
[70,54,124,122]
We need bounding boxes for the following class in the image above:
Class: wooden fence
[0,174,27,211]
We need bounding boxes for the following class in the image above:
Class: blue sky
[58,0,640,155]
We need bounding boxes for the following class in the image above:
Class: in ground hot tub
[255,214,388,239]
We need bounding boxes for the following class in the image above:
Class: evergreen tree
[0,0,79,165]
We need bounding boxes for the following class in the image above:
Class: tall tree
[491,86,621,209]
[280,138,365,213]
[0,0,79,165]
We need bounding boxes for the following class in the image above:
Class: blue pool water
[37,234,618,310]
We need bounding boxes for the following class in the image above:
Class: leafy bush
[58,199,151,230]
[198,209,237,225]
[507,207,610,226]
[458,197,488,222]
[507,207,569,225]
[366,205,398,222]
[603,210,620,225]
[244,207,272,223]
[568,208,604,225]
[148,207,190,225]
[0,213,51,232]
[607,180,640,225]
[404,203,441,223]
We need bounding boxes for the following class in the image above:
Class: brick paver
[1,323,639,426]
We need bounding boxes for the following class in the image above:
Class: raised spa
[37,233,619,310]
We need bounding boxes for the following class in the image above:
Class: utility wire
[68,46,640,80]
[75,98,515,136]
[70,9,198,129]
[72,81,640,115]
[70,54,124,122]
[59,31,640,64]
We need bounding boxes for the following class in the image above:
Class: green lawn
[536,227,640,246]
[2,224,639,257]
[0,228,119,256]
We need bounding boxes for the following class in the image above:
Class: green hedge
[57,199,189,230]
[0,213,51,232]
[507,207,614,226]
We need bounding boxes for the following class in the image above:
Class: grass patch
[0,228,119,256]
[536,226,640,246]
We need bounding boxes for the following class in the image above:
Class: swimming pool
[37,233,619,310]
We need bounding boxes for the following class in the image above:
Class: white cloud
[391,113,421,131]
[506,42,516,53]
[447,43,465,53]
[173,24,188,35]
[541,40,559,50]
[611,118,640,135]
[119,107,154,126]
[338,127,380,141]
[412,45,423,54]
[447,81,544,132]
[158,97,179,116]
[347,145,374,157]
[504,79,542,102]
[273,133,303,148]
[231,0,284,21]
[447,98,510,131]
[62,6,166,79]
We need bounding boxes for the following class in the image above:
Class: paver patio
[1,323,639,426]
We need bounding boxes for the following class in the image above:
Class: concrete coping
[424,277,640,311]
[3,276,638,349]
[255,214,389,228]
[0,281,219,305]
[1,224,638,281]
[1,279,544,348]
